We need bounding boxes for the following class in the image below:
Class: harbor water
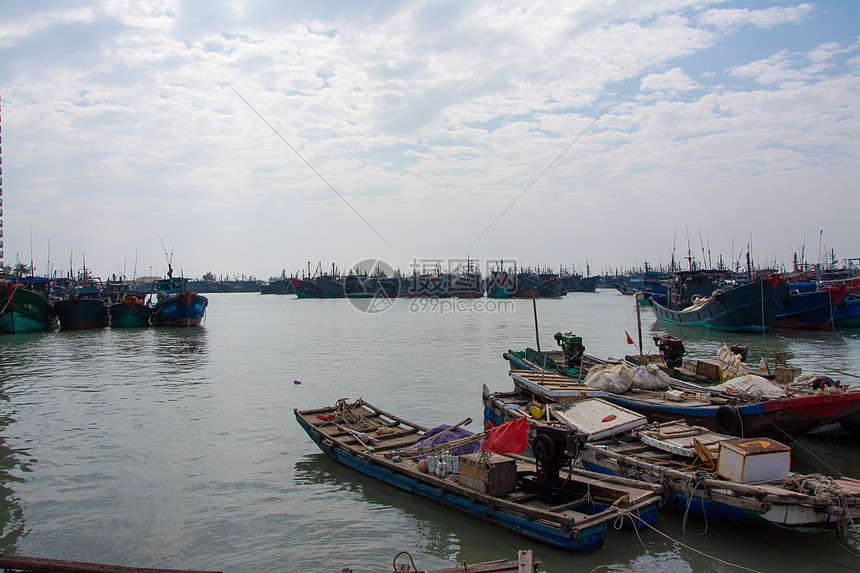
[1,292,859,572]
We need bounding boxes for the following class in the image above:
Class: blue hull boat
[834,297,860,328]
[652,277,789,332]
[295,399,660,554]
[151,278,208,327]
[772,288,841,330]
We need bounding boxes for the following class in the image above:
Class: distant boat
[0,278,58,333]
[315,275,348,298]
[150,277,208,327]
[486,270,516,298]
[512,272,541,298]
[536,273,564,298]
[451,260,484,298]
[293,278,323,298]
[260,277,295,295]
[109,293,153,328]
[560,274,599,293]
[652,276,789,332]
[53,286,109,330]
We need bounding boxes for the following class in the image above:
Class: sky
[0,0,857,281]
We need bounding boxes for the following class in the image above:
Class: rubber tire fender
[715,405,743,436]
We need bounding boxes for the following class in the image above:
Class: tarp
[414,425,481,459]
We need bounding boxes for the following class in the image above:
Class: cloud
[699,3,815,31]
[1,1,857,278]
[641,67,704,95]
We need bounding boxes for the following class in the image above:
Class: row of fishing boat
[0,275,208,333]
[295,332,860,556]
[274,264,600,299]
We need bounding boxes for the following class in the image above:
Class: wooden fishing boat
[53,286,109,330]
[504,347,860,439]
[295,398,661,554]
[0,278,58,333]
[653,275,790,332]
[109,293,153,327]
[150,277,208,327]
[580,431,860,534]
[481,390,860,534]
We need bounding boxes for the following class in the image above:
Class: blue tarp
[412,424,481,458]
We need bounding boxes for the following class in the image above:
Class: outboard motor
[554,331,585,368]
[654,335,685,369]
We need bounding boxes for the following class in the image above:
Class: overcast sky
[1,1,857,280]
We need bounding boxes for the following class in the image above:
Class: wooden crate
[775,366,801,385]
[695,359,720,381]
[458,452,516,495]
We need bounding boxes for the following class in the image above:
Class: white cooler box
[716,437,791,483]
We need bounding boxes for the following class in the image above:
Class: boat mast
[0,82,3,273]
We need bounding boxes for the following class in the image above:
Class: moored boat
[503,344,860,439]
[295,398,660,554]
[0,278,58,333]
[150,277,208,327]
[109,293,153,327]
[834,297,860,328]
[772,282,849,330]
[53,286,109,330]
[653,275,790,332]
[482,390,860,535]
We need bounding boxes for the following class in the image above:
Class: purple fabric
[414,424,480,458]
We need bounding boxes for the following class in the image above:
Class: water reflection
[0,392,30,552]
[293,453,520,565]
[151,328,210,381]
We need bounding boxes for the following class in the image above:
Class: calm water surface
[1,292,859,572]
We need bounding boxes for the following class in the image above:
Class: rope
[391,551,422,573]
[0,283,16,315]
[781,474,855,538]
[609,506,762,572]
[754,410,843,476]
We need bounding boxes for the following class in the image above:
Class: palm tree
[12,263,31,278]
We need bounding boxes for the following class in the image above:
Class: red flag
[625,331,635,345]
[481,416,528,454]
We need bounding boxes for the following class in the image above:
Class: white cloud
[0,6,96,47]
[641,67,704,94]
[699,3,815,30]
[1,1,857,277]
